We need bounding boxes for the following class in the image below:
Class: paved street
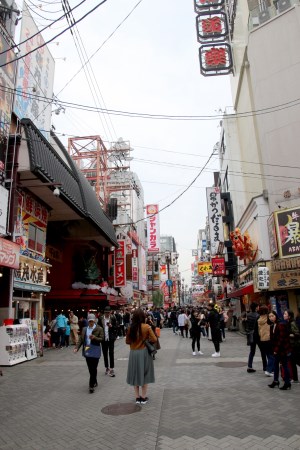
[0,328,300,450]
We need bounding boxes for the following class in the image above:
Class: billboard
[0,32,16,136]
[146,204,160,253]
[274,206,300,258]
[13,4,55,139]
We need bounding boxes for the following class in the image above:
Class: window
[28,224,45,254]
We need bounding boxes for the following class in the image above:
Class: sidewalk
[0,328,300,450]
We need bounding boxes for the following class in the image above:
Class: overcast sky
[16,0,233,284]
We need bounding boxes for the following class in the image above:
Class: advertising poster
[206,187,224,256]
[274,207,300,258]
[13,4,55,139]
[146,204,160,253]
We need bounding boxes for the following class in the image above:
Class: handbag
[143,339,157,358]
[246,330,254,346]
[84,343,101,358]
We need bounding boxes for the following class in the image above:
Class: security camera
[53,187,60,197]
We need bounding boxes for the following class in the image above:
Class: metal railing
[249,0,299,30]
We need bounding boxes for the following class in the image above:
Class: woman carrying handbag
[126,309,157,405]
[74,314,104,393]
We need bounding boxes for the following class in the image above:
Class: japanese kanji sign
[257,267,270,290]
[146,204,160,253]
[271,270,300,290]
[196,11,228,42]
[114,240,126,287]
[206,187,224,256]
[194,0,224,13]
[267,213,278,257]
[212,257,225,276]
[274,207,300,258]
[199,43,233,76]
[132,248,138,283]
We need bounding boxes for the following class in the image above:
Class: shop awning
[20,118,118,247]
[226,283,254,299]
[45,289,127,304]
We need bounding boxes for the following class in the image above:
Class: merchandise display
[0,325,28,366]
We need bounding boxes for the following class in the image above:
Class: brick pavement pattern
[0,330,300,449]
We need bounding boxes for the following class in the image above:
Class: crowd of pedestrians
[243,303,300,391]
[44,302,300,402]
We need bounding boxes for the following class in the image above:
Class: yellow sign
[197,262,212,275]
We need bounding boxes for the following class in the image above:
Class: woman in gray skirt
[126,309,157,404]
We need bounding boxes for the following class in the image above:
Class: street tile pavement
[0,329,300,449]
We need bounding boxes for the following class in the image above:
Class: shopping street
[0,329,300,450]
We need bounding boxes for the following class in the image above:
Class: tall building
[216,0,300,314]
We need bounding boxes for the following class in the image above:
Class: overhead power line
[0,0,87,56]
[0,0,109,67]
[1,84,300,121]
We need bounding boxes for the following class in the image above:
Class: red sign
[114,240,126,287]
[212,257,226,276]
[0,237,20,269]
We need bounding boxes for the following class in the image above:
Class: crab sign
[230,228,258,264]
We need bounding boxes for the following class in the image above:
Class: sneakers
[108,369,115,377]
[212,352,220,358]
[105,368,110,375]
[140,397,149,404]
[89,387,94,393]
[192,351,196,356]
[135,397,141,404]
[265,371,273,377]
[198,351,204,355]
[247,368,256,373]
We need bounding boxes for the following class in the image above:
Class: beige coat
[258,315,270,342]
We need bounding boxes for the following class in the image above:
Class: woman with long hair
[268,310,292,390]
[283,309,300,383]
[126,309,157,405]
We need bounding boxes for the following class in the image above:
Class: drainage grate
[215,361,247,368]
[101,403,141,416]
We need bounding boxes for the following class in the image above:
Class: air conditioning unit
[277,0,291,13]
[259,9,270,24]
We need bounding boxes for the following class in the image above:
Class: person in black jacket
[98,306,118,377]
[244,302,260,373]
[207,302,221,357]
[190,310,204,356]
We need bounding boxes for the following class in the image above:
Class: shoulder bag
[143,339,157,358]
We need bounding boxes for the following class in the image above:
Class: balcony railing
[249,0,299,30]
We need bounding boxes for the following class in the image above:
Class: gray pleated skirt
[126,348,155,386]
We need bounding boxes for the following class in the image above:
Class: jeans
[260,341,274,373]
[57,328,66,347]
[101,340,115,369]
[85,357,99,387]
[172,321,177,333]
[180,325,188,338]
[248,342,256,369]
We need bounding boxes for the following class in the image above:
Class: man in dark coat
[98,306,118,377]
[207,302,221,357]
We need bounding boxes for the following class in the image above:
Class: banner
[212,257,225,276]
[274,206,300,258]
[206,187,224,256]
[114,240,126,287]
[146,204,160,253]
[0,237,20,269]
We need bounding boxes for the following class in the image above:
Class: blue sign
[166,279,173,287]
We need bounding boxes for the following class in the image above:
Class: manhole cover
[101,403,141,416]
[215,361,247,368]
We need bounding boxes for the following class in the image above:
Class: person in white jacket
[177,309,188,338]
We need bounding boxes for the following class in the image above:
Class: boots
[268,381,280,388]
[279,382,291,390]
